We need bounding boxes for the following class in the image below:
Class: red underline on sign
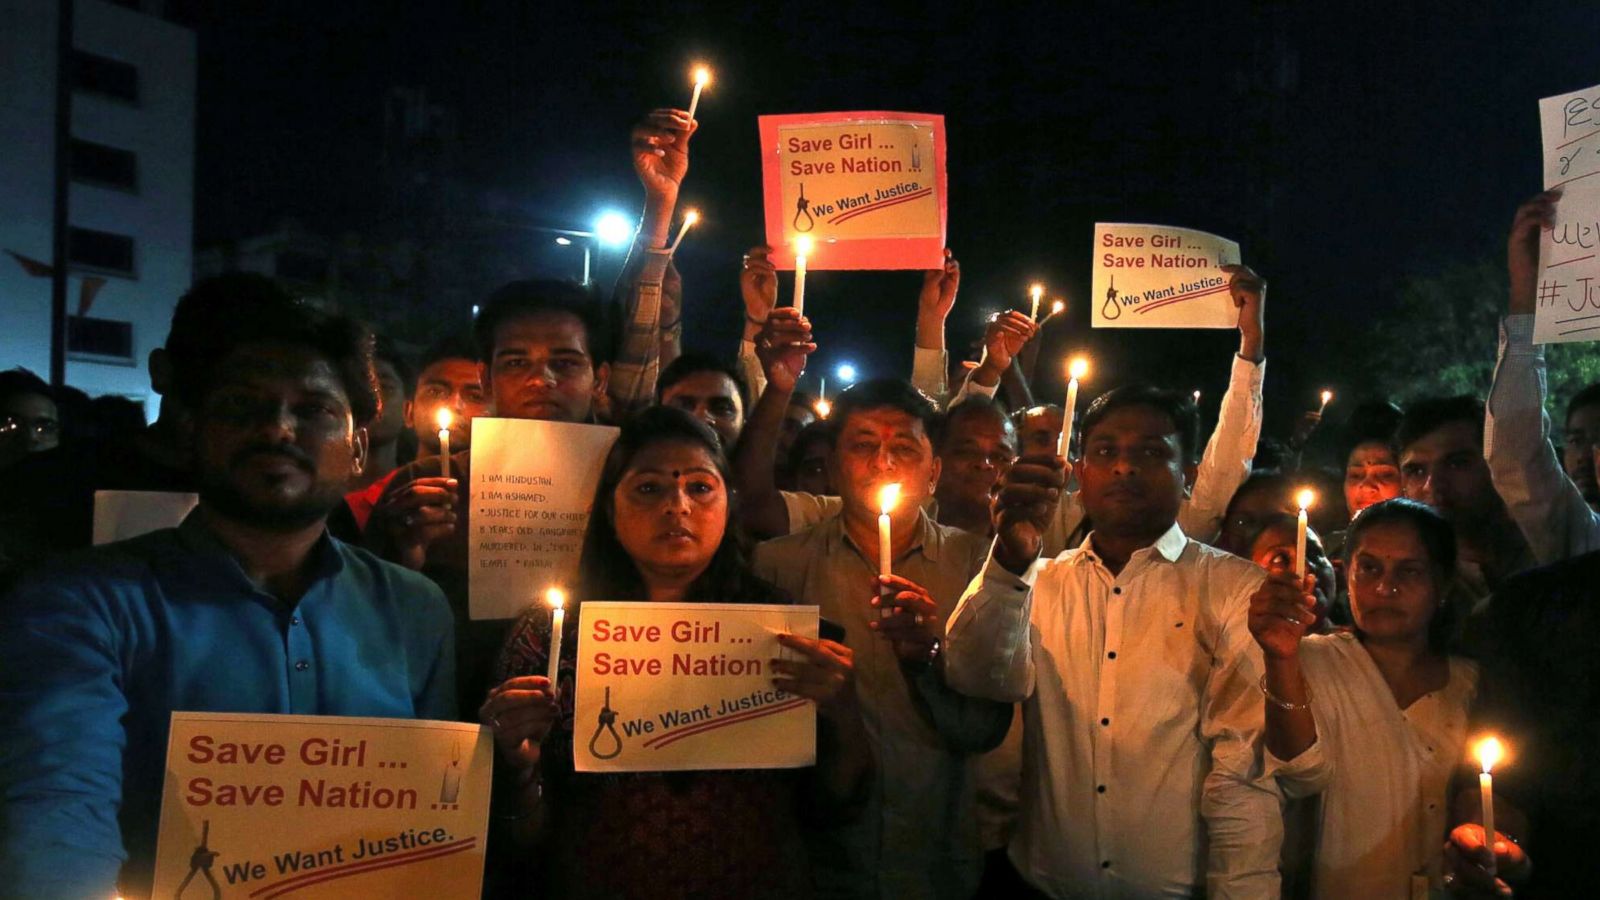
[1551,169,1600,191]
[1134,283,1232,315]
[642,698,811,751]
[250,837,477,898]
[1557,126,1600,150]
[826,188,935,225]
[1549,254,1595,268]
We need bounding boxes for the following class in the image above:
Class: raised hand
[480,675,562,769]
[741,245,779,328]
[1508,190,1560,316]
[1247,571,1317,660]
[918,248,961,321]
[630,108,698,202]
[754,308,816,393]
[370,476,457,570]
[1221,263,1266,361]
[869,574,942,664]
[992,453,1067,574]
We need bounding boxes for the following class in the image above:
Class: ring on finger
[489,715,501,730]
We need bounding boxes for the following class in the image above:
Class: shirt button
[290,616,301,626]
[1113,587,1122,595]
[1097,785,1107,793]
[294,660,310,672]
[1107,651,1117,660]
[1100,717,1110,726]
[1101,861,1111,869]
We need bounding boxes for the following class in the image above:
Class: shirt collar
[1069,521,1189,567]
[829,507,940,562]
[175,506,346,592]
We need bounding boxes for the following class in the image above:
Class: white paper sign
[93,490,199,545]
[1536,83,1600,344]
[150,713,492,899]
[467,418,619,620]
[1091,223,1241,329]
[575,602,819,773]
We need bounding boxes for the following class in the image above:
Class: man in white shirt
[1485,189,1600,565]
[944,384,1281,899]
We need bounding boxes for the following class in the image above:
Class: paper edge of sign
[169,710,490,733]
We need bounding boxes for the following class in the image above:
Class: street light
[594,211,634,248]
[836,363,858,384]
[518,210,635,285]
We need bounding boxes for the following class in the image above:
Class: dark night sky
[182,1,1600,433]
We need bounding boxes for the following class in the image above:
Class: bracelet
[1259,674,1313,711]
[660,318,681,331]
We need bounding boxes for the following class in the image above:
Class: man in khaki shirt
[753,378,1011,900]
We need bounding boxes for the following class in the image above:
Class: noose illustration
[174,820,221,899]
[588,686,623,759]
[1101,274,1122,320]
[792,182,816,232]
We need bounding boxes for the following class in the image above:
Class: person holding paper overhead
[752,378,1012,900]
[0,302,455,900]
[1485,190,1600,564]
[943,384,1281,899]
[481,407,871,899]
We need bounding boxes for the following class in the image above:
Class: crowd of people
[0,104,1596,900]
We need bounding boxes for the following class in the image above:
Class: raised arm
[609,109,696,415]
[738,245,779,400]
[1485,189,1600,564]
[912,249,959,405]
[731,309,816,538]
[1179,265,1266,542]
[950,311,1038,407]
[1247,572,1324,790]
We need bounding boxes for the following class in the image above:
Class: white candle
[1475,737,1504,876]
[1318,389,1334,415]
[545,588,566,688]
[793,235,813,316]
[1193,389,1202,404]
[668,209,699,254]
[1057,357,1089,457]
[436,408,453,480]
[1047,299,1065,322]
[687,65,711,122]
[1294,489,1315,579]
[1029,284,1044,322]
[877,483,901,618]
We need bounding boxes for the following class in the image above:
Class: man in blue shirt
[0,299,456,899]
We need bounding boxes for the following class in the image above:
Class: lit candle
[819,376,826,402]
[793,235,813,316]
[1029,283,1044,322]
[1295,489,1315,579]
[1048,299,1065,321]
[1193,389,1202,404]
[1475,736,1504,877]
[877,483,901,618]
[815,398,832,419]
[668,209,699,254]
[545,588,567,687]
[686,65,711,122]
[1057,357,1089,457]
[1318,389,1334,415]
[436,408,453,480]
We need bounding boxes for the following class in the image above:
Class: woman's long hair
[578,406,786,606]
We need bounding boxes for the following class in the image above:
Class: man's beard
[198,446,346,532]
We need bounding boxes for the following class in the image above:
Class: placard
[468,418,619,620]
[150,713,492,899]
[574,602,819,773]
[759,111,947,270]
[1090,223,1242,329]
[1536,82,1600,344]
[93,490,198,544]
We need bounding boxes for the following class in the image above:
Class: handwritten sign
[92,490,198,544]
[150,713,492,899]
[1090,223,1241,329]
[468,418,619,620]
[575,602,819,773]
[759,111,947,270]
[1536,83,1600,344]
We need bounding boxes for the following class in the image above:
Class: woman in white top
[1247,498,1479,898]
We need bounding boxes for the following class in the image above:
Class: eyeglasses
[1,416,60,439]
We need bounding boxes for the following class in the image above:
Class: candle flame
[435,407,452,430]
[1320,389,1334,405]
[545,587,566,611]
[1296,488,1317,511]
[1067,357,1089,381]
[878,483,902,516]
[692,65,712,87]
[683,209,700,226]
[1475,736,1504,773]
[794,234,814,257]
[1051,300,1065,315]
[1030,283,1044,301]
[815,398,832,418]
[1193,390,1202,402]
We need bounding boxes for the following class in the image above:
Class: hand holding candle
[436,408,453,480]
[686,65,711,122]
[1294,489,1315,579]
[545,588,567,688]
[1317,389,1334,415]
[1057,357,1090,458]
[1029,284,1044,322]
[792,235,814,316]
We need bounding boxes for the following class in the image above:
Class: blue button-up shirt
[0,512,456,899]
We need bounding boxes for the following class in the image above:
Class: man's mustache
[231,444,314,472]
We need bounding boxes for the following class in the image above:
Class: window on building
[68,226,136,275]
[67,316,135,363]
[70,139,138,191]
[71,50,139,103]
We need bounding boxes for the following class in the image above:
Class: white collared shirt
[944,524,1281,899]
